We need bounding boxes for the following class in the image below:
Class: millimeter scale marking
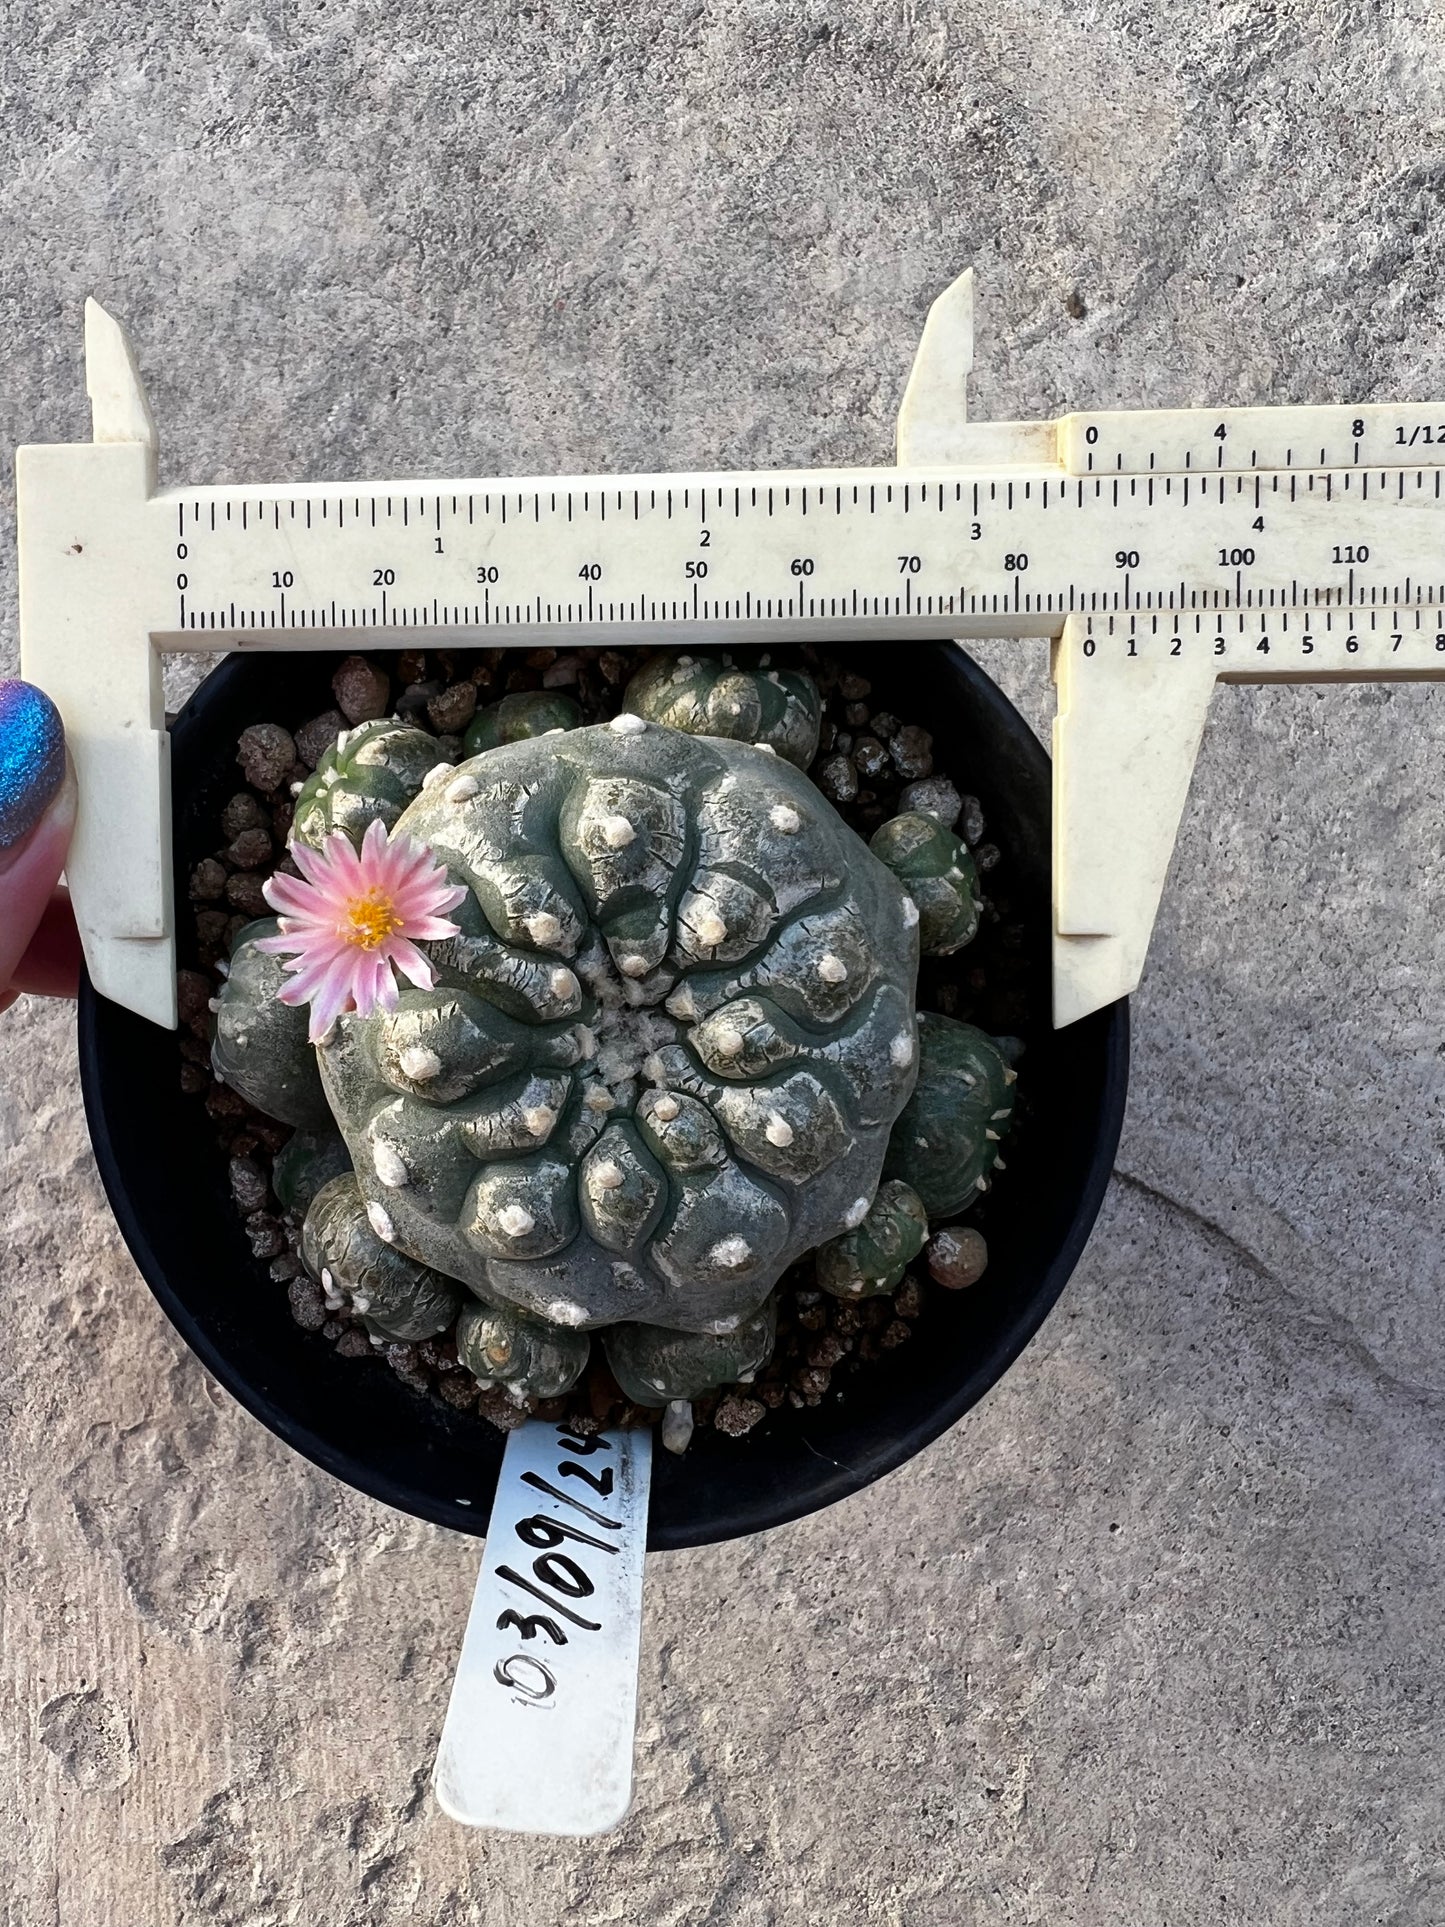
[16,268,1445,1030]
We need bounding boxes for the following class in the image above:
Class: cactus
[869,812,981,956]
[315,719,920,1352]
[815,1179,929,1298]
[301,1173,464,1340]
[603,1297,777,1405]
[883,1014,1017,1216]
[291,719,453,852]
[455,1299,589,1400]
[211,918,334,1129]
[463,690,582,756]
[623,655,823,769]
[271,1128,352,1214]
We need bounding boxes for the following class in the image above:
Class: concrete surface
[2,2,1443,1921]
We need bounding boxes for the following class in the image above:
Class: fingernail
[0,680,67,856]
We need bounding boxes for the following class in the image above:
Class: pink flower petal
[289,839,335,887]
[262,872,320,918]
[399,916,463,941]
[389,937,438,991]
[306,969,356,1044]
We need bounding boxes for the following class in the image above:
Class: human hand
[0,680,82,1014]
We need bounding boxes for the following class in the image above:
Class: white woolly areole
[844,1195,871,1229]
[523,1105,558,1138]
[497,1203,536,1239]
[575,1024,599,1059]
[320,1267,333,1291]
[550,967,580,1002]
[902,897,920,928]
[547,1297,588,1327]
[709,1236,752,1268]
[765,1112,794,1148]
[769,803,801,833]
[446,774,481,802]
[890,1031,916,1068]
[601,813,636,848]
[524,910,563,947]
[713,1025,745,1058]
[695,910,728,946]
[399,1044,442,1082]
[420,761,450,791]
[707,1313,744,1333]
[818,953,848,984]
[372,1140,410,1188]
[366,1200,396,1243]
[754,742,777,755]
[651,1093,681,1122]
[619,953,649,978]
[592,1159,625,1191]
[583,1084,615,1112]
[642,1052,668,1085]
[609,711,647,734]
[665,983,697,1020]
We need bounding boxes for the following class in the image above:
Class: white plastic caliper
[17,269,1445,1029]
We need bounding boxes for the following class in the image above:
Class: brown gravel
[189,858,227,902]
[714,1395,766,1437]
[426,682,477,732]
[294,710,348,769]
[926,1226,989,1290]
[332,654,391,723]
[236,724,296,790]
[224,872,268,918]
[221,792,268,838]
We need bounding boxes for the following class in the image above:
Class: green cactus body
[291,719,453,851]
[316,719,920,1341]
[463,691,582,756]
[455,1298,590,1399]
[271,1128,352,1213]
[623,655,823,769]
[301,1174,464,1340]
[815,1178,929,1298]
[869,813,981,956]
[211,919,334,1128]
[603,1297,777,1405]
[883,1014,1017,1215]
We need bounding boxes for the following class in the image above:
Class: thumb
[0,681,80,1006]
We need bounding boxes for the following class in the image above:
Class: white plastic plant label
[433,1420,652,1836]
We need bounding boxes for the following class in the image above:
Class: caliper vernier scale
[16,269,1445,1031]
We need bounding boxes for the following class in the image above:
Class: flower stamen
[345,889,403,950]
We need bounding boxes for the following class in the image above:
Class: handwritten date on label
[433,1421,652,1837]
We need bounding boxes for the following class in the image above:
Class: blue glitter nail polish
[0,680,66,855]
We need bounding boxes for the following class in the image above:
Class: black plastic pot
[78,644,1127,1550]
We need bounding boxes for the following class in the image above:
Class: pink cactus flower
[257,818,467,1043]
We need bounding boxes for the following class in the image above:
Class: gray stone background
[2,2,1442,1921]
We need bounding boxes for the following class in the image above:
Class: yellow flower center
[344,889,403,950]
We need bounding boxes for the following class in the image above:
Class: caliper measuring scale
[16,268,1445,1030]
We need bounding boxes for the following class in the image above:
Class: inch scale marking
[16,269,1445,1029]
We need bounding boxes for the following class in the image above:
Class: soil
[175,645,1036,1444]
